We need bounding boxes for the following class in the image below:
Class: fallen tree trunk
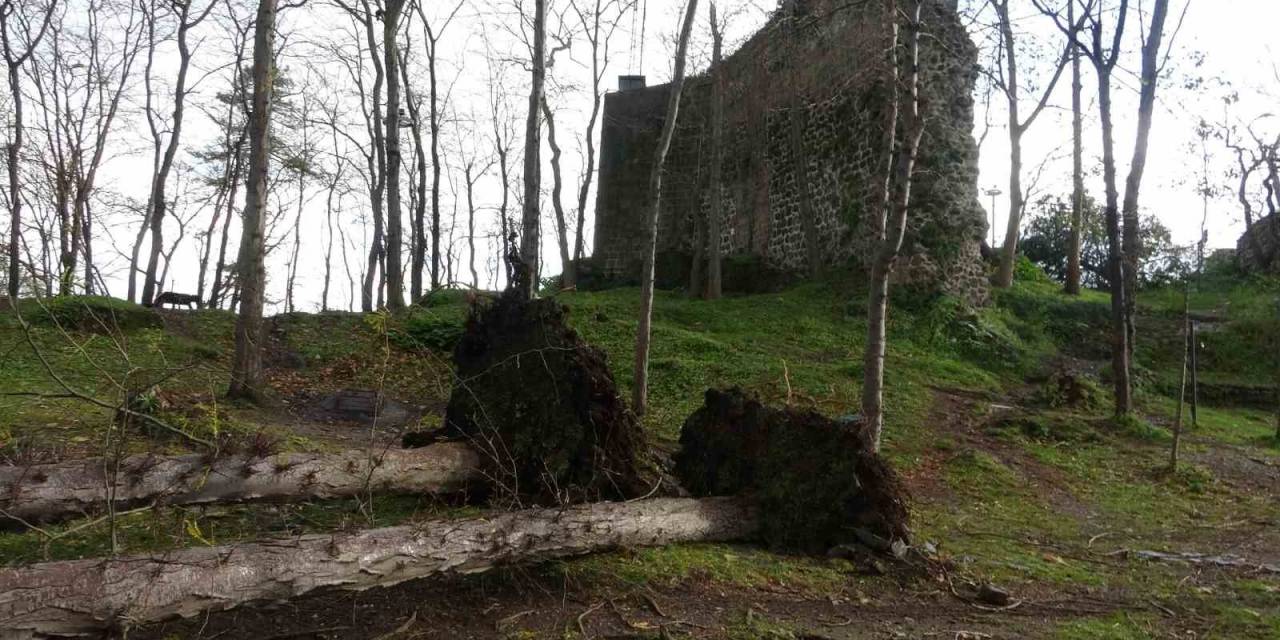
[0,443,480,525]
[0,497,757,638]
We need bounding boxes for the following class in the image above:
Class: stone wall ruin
[590,0,989,303]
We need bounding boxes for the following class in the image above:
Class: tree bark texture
[862,0,924,451]
[0,444,479,526]
[517,0,547,300]
[0,497,757,637]
[541,98,572,289]
[1119,0,1171,358]
[228,0,277,401]
[383,0,406,309]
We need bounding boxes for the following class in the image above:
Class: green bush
[391,309,465,352]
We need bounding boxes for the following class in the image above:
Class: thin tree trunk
[143,1,205,306]
[383,0,405,309]
[705,2,724,300]
[517,0,548,300]
[1064,0,1084,295]
[1098,68,1132,415]
[428,30,442,291]
[1170,279,1189,469]
[0,497,756,637]
[992,0,1069,289]
[465,164,479,288]
[541,98,572,288]
[3,0,54,298]
[862,0,924,452]
[228,0,277,402]
[633,0,699,416]
[401,48,427,303]
[1119,0,1171,357]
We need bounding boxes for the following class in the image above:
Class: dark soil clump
[675,388,910,552]
[440,293,652,503]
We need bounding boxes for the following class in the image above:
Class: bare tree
[1118,0,1177,360]
[414,0,464,294]
[703,1,724,299]
[27,0,144,296]
[566,0,630,289]
[382,0,406,309]
[334,0,387,311]
[1036,0,1182,416]
[1063,0,1085,295]
[228,0,280,401]
[516,0,547,299]
[861,0,925,451]
[482,28,516,287]
[632,0,699,416]
[139,0,219,306]
[541,96,572,289]
[1,0,55,299]
[988,0,1073,289]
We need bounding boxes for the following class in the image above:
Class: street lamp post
[984,187,1003,248]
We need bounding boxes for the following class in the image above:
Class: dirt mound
[441,293,652,503]
[675,388,910,552]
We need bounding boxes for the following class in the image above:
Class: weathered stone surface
[593,0,988,304]
[1236,213,1280,273]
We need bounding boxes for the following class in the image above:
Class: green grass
[4,270,1280,638]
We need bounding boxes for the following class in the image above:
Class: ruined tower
[590,0,989,303]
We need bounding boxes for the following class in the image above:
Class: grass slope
[1,269,1278,638]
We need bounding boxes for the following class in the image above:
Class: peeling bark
[0,444,479,526]
[0,497,757,637]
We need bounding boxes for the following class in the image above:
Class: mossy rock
[16,295,162,332]
[441,293,653,503]
[675,388,910,552]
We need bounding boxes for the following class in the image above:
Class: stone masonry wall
[592,0,989,303]
[1237,214,1280,273]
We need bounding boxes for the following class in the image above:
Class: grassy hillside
[2,269,1278,639]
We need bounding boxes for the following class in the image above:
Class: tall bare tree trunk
[633,0,699,416]
[704,2,724,300]
[1064,0,1084,295]
[992,0,1069,289]
[427,34,443,293]
[401,48,427,303]
[383,0,405,309]
[228,0,277,402]
[1,2,53,299]
[862,0,925,452]
[1098,65,1132,415]
[517,0,548,299]
[1119,0,1171,357]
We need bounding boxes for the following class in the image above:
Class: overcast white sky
[39,0,1280,310]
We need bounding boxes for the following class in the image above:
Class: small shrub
[391,310,465,351]
[1112,414,1168,442]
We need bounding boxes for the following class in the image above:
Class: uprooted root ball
[442,294,653,504]
[675,388,910,552]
